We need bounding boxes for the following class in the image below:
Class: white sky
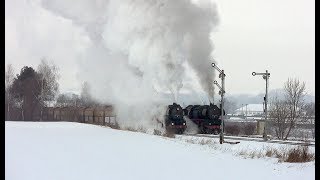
[5,0,315,95]
[212,0,314,95]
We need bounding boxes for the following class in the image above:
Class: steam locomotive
[165,103,187,134]
[184,103,223,134]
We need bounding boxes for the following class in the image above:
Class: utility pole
[245,104,248,119]
[212,62,225,144]
[252,70,270,141]
[241,104,244,116]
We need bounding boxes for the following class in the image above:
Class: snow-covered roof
[229,117,244,120]
[226,117,262,122]
[235,104,266,112]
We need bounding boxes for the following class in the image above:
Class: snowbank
[5,122,314,180]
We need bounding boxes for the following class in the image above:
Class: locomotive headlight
[171,122,174,126]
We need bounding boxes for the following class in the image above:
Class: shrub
[264,147,285,159]
[265,149,273,157]
[185,138,197,144]
[199,138,212,145]
[243,123,256,135]
[237,150,247,156]
[284,146,315,163]
[225,124,241,136]
[109,122,120,129]
[163,129,175,138]
[153,129,162,136]
[124,127,137,132]
[137,126,147,133]
[263,146,314,163]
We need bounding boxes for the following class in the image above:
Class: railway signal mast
[252,70,270,141]
[211,62,225,144]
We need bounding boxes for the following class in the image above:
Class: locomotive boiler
[184,103,223,134]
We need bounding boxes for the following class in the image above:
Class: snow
[177,135,315,154]
[6,121,315,180]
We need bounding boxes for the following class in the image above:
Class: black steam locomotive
[184,103,223,134]
[165,103,187,134]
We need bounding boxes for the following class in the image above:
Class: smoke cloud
[41,0,219,130]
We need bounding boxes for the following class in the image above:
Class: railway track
[183,134,315,147]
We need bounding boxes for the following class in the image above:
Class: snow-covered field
[6,121,315,180]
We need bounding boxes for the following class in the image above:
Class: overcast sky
[5,0,314,96]
[212,0,314,96]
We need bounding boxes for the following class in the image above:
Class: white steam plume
[41,0,219,130]
[184,116,199,134]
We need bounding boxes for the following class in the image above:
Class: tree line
[5,59,101,121]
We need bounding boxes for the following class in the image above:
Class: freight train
[184,103,224,134]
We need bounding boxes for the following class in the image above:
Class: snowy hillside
[6,122,314,180]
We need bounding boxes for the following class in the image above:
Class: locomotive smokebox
[184,103,224,134]
[165,103,187,134]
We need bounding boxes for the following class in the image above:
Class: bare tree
[283,78,306,140]
[269,78,306,140]
[303,102,315,138]
[56,93,81,107]
[36,58,60,121]
[56,94,69,107]
[302,102,315,123]
[269,96,290,139]
[5,64,15,121]
[71,93,81,107]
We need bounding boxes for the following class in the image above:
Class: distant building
[234,104,265,116]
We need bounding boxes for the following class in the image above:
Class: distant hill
[226,88,315,105]
[161,88,315,108]
[59,89,314,109]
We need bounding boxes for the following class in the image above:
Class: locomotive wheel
[206,128,214,134]
[213,129,219,135]
[200,125,205,134]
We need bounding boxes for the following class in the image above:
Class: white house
[234,104,266,116]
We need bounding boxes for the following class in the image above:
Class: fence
[6,105,118,127]
[46,106,118,127]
